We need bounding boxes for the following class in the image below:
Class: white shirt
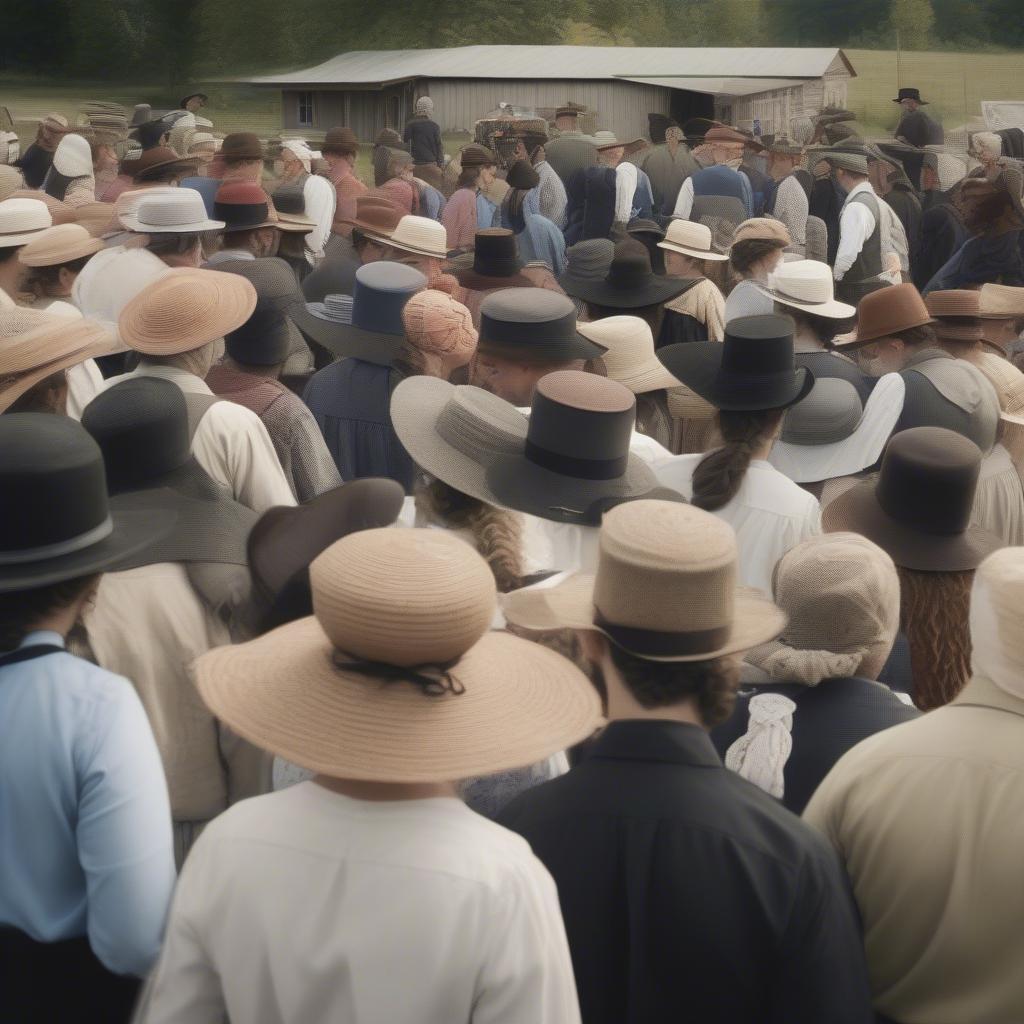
[65,359,105,419]
[302,173,336,265]
[104,363,295,512]
[834,181,878,281]
[656,454,822,595]
[672,176,696,219]
[136,784,582,1024]
[614,161,638,225]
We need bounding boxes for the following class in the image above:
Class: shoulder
[654,452,702,493]
[201,397,274,438]
[745,462,820,513]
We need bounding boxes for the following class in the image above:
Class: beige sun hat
[119,268,257,356]
[0,165,24,204]
[502,499,787,662]
[119,188,225,234]
[73,201,117,238]
[193,527,602,781]
[577,315,682,393]
[978,283,1024,319]
[385,214,449,259]
[0,316,117,412]
[18,223,103,267]
[756,259,856,320]
[658,219,729,262]
[0,197,53,247]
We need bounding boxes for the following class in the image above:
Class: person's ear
[57,265,77,292]
[578,629,608,666]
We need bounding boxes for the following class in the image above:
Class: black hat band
[480,309,577,346]
[215,202,270,230]
[595,613,732,657]
[525,439,627,481]
[0,516,112,565]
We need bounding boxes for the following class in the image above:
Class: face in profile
[471,350,539,406]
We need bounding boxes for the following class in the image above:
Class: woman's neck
[314,776,457,801]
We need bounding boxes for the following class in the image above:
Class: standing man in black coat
[403,96,444,177]
[894,87,944,147]
[499,499,876,1024]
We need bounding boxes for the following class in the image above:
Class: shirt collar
[19,630,65,650]
[848,180,875,199]
[134,362,213,396]
[206,249,255,265]
[953,674,1024,715]
[588,719,723,769]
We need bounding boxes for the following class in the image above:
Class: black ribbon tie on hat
[332,650,466,696]
[525,440,628,481]
[594,614,732,657]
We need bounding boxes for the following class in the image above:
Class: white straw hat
[119,189,225,233]
[577,315,682,393]
[384,214,449,259]
[193,528,602,781]
[52,133,94,178]
[0,197,53,247]
[502,499,787,662]
[757,259,856,319]
[658,219,729,261]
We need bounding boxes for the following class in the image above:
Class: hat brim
[657,239,729,262]
[194,623,601,782]
[502,572,787,663]
[893,97,928,104]
[129,158,201,180]
[390,377,529,505]
[485,449,682,526]
[821,477,1001,571]
[119,214,225,233]
[454,269,533,292]
[657,341,815,412]
[568,275,688,309]
[374,233,448,260]
[18,237,104,266]
[0,227,51,247]
[755,283,856,320]
[835,313,937,350]
[769,371,906,483]
[291,304,402,365]
[0,507,176,592]
[575,326,683,394]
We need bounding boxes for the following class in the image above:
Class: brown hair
[894,323,938,349]
[414,477,524,593]
[24,255,92,298]
[897,566,973,710]
[608,644,739,726]
[785,305,851,346]
[458,165,483,189]
[0,574,99,650]
[691,409,784,512]
[730,238,785,276]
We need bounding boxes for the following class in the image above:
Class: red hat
[214,182,310,235]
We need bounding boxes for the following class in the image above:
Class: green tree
[889,0,935,48]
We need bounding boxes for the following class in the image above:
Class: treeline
[2,0,1020,84]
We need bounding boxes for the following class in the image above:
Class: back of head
[691,409,784,512]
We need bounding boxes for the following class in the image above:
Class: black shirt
[712,677,920,815]
[402,116,443,168]
[499,720,874,1024]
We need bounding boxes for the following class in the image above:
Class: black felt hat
[484,370,685,526]
[0,414,174,592]
[822,427,1001,571]
[225,303,292,367]
[477,288,606,362]
[81,378,257,568]
[894,87,928,105]
[455,229,534,291]
[566,240,686,309]
[506,159,541,191]
[657,314,814,412]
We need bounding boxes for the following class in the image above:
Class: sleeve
[288,405,345,501]
[672,176,695,219]
[303,175,336,266]
[193,403,297,513]
[442,191,475,250]
[775,177,808,251]
[471,860,582,1024]
[431,122,444,167]
[613,166,633,226]
[130,835,227,1022]
[833,200,876,280]
[77,681,176,977]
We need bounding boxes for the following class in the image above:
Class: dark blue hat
[291,262,426,365]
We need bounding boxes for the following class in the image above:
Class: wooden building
[244,45,855,142]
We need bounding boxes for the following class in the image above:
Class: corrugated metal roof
[621,76,806,96]
[246,46,852,87]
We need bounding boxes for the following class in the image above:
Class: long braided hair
[691,409,784,512]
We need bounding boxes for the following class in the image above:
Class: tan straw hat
[0,316,117,412]
[503,499,786,661]
[925,289,984,344]
[18,224,103,267]
[757,259,856,320]
[386,214,449,259]
[119,268,257,355]
[658,219,729,262]
[193,528,602,781]
[0,197,53,247]
[577,316,682,393]
[978,283,1024,319]
[73,201,117,238]
[732,217,791,249]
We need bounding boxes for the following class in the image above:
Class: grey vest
[841,189,883,285]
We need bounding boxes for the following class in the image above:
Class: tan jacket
[804,675,1024,1024]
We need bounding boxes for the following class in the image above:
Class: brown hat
[925,289,984,344]
[344,192,403,238]
[122,145,199,181]
[502,499,786,662]
[459,144,497,168]
[17,224,102,267]
[731,217,791,248]
[822,426,1002,571]
[836,283,934,350]
[704,126,748,145]
[220,132,264,162]
[193,528,602,781]
[321,126,359,156]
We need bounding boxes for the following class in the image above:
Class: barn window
[297,91,315,127]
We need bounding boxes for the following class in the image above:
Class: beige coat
[804,674,1024,1024]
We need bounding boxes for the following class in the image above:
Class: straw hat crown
[311,528,497,665]
[979,283,1024,319]
[389,214,448,258]
[18,223,102,267]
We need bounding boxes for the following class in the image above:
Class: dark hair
[608,643,739,726]
[0,245,21,265]
[895,323,937,349]
[586,300,665,338]
[691,408,784,512]
[786,305,850,346]
[221,228,264,251]
[730,238,785,276]
[24,255,92,298]
[6,370,67,414]
[145,232,204,257]
[458,165,483,189]
[0,573,99,650]
[134,165,186,185]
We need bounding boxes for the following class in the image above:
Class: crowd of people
[1,82,1024,1023]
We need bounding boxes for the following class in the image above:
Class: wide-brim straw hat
[72,201,117,238]
[591,130,644,155]
[18,223,103,266]
[979,283,1024,319]
[658,219,728,262]
[577,315,682,393]
[502,499,787,662]
[121,189,225,233]
[193,529,602,781]
[390,377,530,505]
[756,258,856,319]
[119,268,257,356]
[0,317,118,413]
[926,288,985,344]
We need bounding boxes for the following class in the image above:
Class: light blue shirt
[0,631,175,976]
